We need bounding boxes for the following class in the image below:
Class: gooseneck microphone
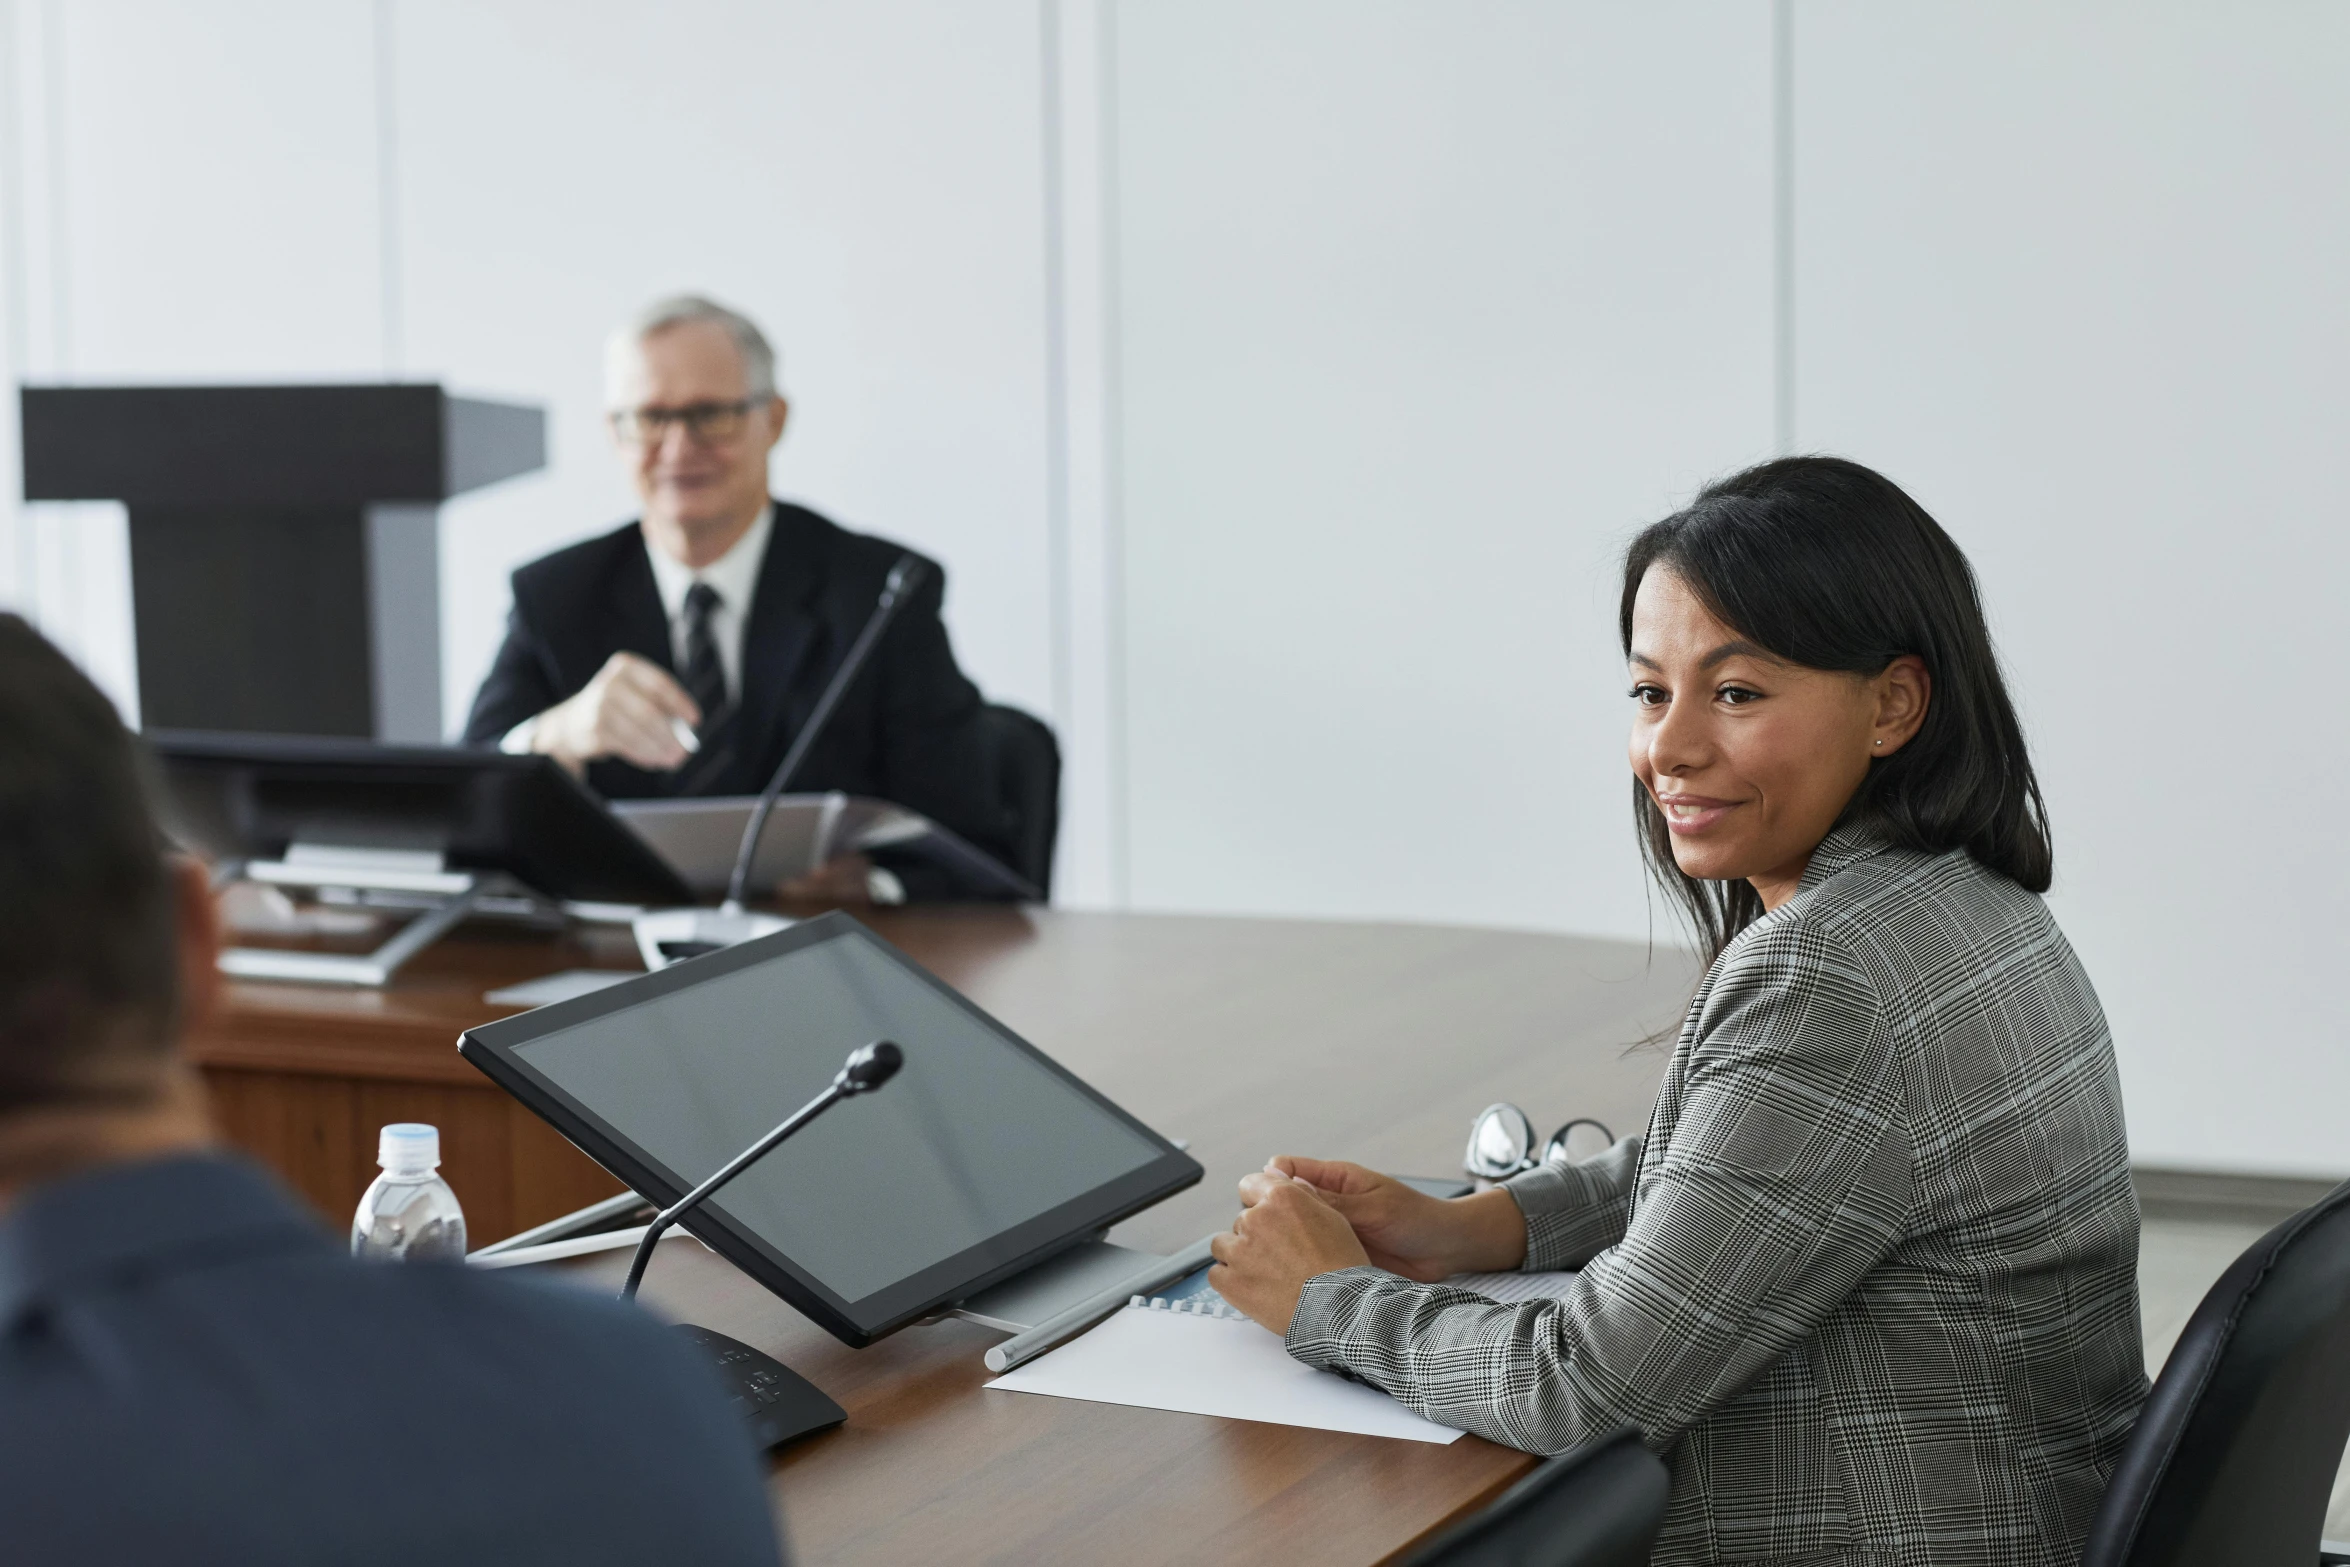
[617,1040,903,1450]
[719,555,929,913]
[621,1040,903,1302]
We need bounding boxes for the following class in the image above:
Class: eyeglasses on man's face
[609,399,757,445]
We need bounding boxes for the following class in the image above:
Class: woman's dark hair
[1622,456,2050,962]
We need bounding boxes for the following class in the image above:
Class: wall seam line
[1099,0,1128,904]
[1038,0,1074,782]
[373,0,403,378]
[1772,0,1795,455]
[0,0,32,615]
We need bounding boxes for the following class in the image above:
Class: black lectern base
[676,1324,846,1450]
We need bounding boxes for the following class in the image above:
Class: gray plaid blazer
[1288,827,2147,1567]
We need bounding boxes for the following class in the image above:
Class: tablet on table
[460,912,1201,1346]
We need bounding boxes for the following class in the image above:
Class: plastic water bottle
[351,1123,467,1262]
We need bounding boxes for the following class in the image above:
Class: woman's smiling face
[1626,566,1931,911]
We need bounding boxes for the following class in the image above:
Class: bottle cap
[377,1123,441,1174]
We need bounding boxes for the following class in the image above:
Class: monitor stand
[215,846,483,986]
[948,1237,1179,1332]
[477,1202,1186,1330]
[214,844,554,987]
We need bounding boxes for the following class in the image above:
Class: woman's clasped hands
[1207,1157,1530,1333]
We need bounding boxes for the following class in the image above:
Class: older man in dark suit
[463,295,1001,903]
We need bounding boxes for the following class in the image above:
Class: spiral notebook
[986,1265,1579,1443]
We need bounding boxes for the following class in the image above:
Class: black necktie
[680,582,728,730]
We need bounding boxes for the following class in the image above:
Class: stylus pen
[984,1233,1220,1374]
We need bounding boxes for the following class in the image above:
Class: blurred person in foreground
[0,615,786,1567]
[463,293,1011,903]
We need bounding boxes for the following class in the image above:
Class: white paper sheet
[986,1306,1465,1444]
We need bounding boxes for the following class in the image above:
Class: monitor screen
[504,923,1171,1310]
[147,731,690,906]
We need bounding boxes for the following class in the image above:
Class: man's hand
[532,653,701,773]
[776,853,878,906]
[1208,1174,1371,1334]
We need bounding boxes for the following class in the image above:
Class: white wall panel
[14,500,135,720]
[9,0,2345,1180]
[1112,0,1775,937]
[3,0,385,717]
[54,0,383,378]
[392,1,1058,736]
[1793,2,2350,1174]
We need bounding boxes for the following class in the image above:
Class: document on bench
[984,1270,1579,1444]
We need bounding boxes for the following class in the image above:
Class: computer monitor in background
[150,730,691,985]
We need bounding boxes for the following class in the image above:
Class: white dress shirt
[640,503,774,711]
[502,505,774,750]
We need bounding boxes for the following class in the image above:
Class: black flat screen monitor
[458,912,1201,1346]
[148,730,691,907]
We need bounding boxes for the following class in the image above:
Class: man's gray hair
[605,293,779,406]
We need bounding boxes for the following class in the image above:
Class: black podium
[19,384,544,740]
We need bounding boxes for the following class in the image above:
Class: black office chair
[971,702,1060,898]
[1402,1426,1669,1567]
[2085,1178,2350,1567]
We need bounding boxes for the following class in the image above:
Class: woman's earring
[1873,740,1883,748]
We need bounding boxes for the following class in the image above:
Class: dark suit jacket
[463,502,1003,876]
[0,1154,784,1567]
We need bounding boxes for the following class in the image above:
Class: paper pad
[987,1307,1464,1444]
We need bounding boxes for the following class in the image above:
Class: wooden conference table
[192,904,1695,1565]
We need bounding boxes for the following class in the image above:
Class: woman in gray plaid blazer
[1211,458,2147,1567]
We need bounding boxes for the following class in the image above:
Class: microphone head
[839,1040,903,1095]
[882,556,927,599]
